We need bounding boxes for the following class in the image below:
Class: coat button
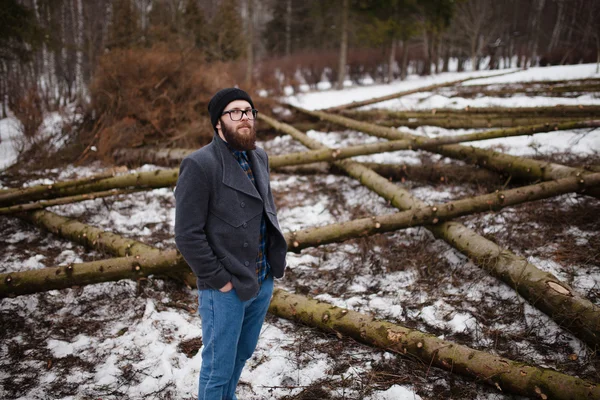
[240,201,245,207]
[244,261,249,266]
[242,222,247,228]
[243,242,248,248]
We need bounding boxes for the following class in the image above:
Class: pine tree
[205,0,245,62]
[184,0,208,50]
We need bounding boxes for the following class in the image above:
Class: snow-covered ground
[286,63,600,111]
[1,63,599,399]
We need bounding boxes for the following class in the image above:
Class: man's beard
[221,121,257,151]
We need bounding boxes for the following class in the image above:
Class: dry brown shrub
[87,44,238,160]
[11,87,43,139]
[256,56,302,95]
[347,48,387,84]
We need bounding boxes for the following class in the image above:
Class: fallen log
[10,171,598,296]
[269,290,600,400]
[20,210,162,257]
[287,172,600,251]
[339,111,587,129]
[292,107,600,198]
[448,82,600,98]
[259,113,600,351]
[113,148,194,167]
[4,120,553,208]
[323,70,521,112]
[357,162,503,184]
[0,250,184,297]
[18,209,196,287]
[0,188,143,215]
[339,105,600,119]
[273,162,505,186]
[0,170,117,197]
[270,121,600,168]
[0,169,179,208]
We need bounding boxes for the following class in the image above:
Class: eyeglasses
[222,108,258,121]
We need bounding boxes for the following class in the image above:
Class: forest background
[1,0,600,167]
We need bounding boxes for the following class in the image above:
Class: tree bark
[388,38,396,83]
[112,148,194,166]
[18,209,196,287]
[245,0,254,87]
[0,250,185,298]
[287,172,600,251]
[269,290,600,400]
[400,39,409,80]
[357,162,503,185]
[336,0,349,90]
[341,103,600,120]
[20,209,162,258]
[12,171,598,297]
[0,189,142,215]
[259,113,600,351]
[548,0,565,52]
[0,169,179,208]
[299,115,587,130]
[324,70,521,112]
[268,120,600,168]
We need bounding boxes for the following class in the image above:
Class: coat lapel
[248,150,269,202]
[215,136,262,200]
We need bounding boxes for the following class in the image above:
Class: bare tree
[454,0,498,71]
[336,0,349,89]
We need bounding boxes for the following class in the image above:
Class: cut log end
[546,281,572,296]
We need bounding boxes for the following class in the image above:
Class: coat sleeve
[174,157,232,289]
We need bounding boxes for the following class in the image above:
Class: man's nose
[240,111,250,121]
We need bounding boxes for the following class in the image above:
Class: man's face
[216,100,257,151]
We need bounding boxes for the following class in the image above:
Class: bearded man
[174,88,287,400]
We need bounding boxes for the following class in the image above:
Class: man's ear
[215,120,221,130]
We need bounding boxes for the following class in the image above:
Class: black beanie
[207,88,255,130]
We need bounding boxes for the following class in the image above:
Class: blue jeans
[197,276,274,400]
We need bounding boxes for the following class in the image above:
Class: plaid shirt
[230,148,270,284]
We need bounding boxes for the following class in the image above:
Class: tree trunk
[19,209,196,286]
[245,0,254,87]
[293,107,600,199]
[341,103,600,119]
[113,148,194,166]
[263,111,600,350]
[269,290,600,400]
[358,162,503,185]
[116,118,595,170]
[285,0,292,56]
[21,209,161,257]
[423,30,432,75]
[529,0,546,66]
[288,172,600,251]
[548,0,565,52]
[400,39,409,80]
[268,120,600,168]
[0,188,143,215]
[387,38,396,83]
[0,169,179,208]
[336,0,349,90]
[0,250,185,298]
[324,69,520,112]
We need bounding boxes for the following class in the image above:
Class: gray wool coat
[174,135,287,301]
